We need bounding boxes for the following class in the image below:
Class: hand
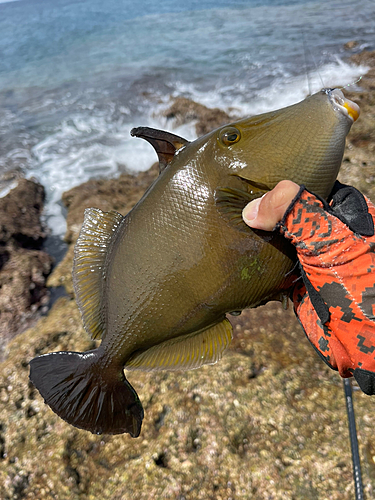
[243,178,375,395]
[242,180,300,230]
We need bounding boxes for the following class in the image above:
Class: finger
[242,180,300,230]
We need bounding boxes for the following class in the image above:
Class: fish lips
[325,88,360,123]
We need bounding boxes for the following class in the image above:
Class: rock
[2,48,375,500]
[0,179,53,361]
[2,297,374,500]
[163,97,235,136]
[62,163,159,245]
[337,50,375,201]
[47,164,159,295]
[0,178,46,247]
[350,49,375,68]
[344,40,359,50]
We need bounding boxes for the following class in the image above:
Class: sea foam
[25,57,368,237]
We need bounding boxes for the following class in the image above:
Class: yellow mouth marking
[343,101,360,122]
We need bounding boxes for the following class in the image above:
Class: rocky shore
[0,179,53,362]
[1,49,375,500]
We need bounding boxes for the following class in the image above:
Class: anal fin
[126,318,232,372]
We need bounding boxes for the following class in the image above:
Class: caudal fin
[29,350,144,437]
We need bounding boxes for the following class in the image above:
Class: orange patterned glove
[277,182,375,394]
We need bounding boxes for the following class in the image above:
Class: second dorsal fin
[131,126,189,172]
[73,208,124,340]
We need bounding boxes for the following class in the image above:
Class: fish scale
[29,88,360,436]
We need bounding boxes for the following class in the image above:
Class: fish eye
[220,127,241,146]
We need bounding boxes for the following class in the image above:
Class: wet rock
[1,47,375,500]
[338,50,375,200]
[62,163,159,245]
[0,178,46,247]
[344,40,359,50]
[0,298,374,499]
[350,49,375,69]
[0,179,53,361]
[47,164,159,295]
[163,96,235,136]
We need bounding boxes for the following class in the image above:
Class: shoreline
[0,45,374,500]
[1,47,374,358]
[338,48,375,201]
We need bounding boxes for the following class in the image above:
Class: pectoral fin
[215,183,268,230]
[131,126,189,172]
[125,318,232,372]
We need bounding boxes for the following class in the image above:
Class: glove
[277,181,375,395]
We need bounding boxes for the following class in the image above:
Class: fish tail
[29,350,144,437]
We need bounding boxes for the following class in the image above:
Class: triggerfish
[29,88,360,437]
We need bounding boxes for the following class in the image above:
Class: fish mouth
[325,88,360,122]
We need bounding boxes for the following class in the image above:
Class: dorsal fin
[73,208,123,340]
[125,318,232,372]
[131,126,189,172]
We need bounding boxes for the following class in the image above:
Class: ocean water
[0,0,374,240]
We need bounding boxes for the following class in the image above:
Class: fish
[29,88,359,437]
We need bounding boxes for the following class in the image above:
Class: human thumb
[242,180,300,231]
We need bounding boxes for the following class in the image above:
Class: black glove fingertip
[329,181,374,236]
[353,367,375,395]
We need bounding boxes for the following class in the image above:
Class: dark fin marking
[131,126,189,172]
[73,208,123,340]
[126,318,232,372]
[29,350,144,437]
[215,185,267,230]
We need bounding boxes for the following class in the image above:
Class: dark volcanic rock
[0,178,46,247]
[0,179,53,360]
[61,163,159,245]
[163,97,235,136]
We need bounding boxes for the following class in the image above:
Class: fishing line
[301,30,312,96]
[309,48,325,90]
[338,76,363,91]
[301,30,363,95]
[343,378,365,500]
[301,29,324,94]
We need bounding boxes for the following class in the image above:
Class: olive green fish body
[29,88,359,437]
[103,159,295,361]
